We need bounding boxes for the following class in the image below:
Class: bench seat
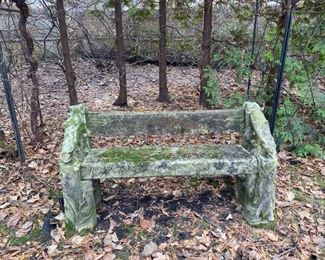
[80,144,257,179]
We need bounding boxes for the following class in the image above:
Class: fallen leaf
[47,244,58,256]
[153,252,168,260]
[0,202,10,209]
[0,211,8,221]
[142,241,158,257]
[140,218,153,230]
[265,231,279,242]
[7,212,21,227]
[28,161,38,169]
[71,235,84,246]
[313,236,325,248]
[285,191,295,202]
[15,221,33,237]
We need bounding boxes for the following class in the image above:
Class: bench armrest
[243,102,277,159]
[60,104,90,164]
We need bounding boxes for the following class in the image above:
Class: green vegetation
[0,222,9,236]
[203,67,221,106]
[115,249,131,260]
[7,228,43,247]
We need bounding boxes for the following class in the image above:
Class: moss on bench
[94,145,223,164]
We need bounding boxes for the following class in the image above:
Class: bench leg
[62,169,97,235]
[236,158,276,228]
[93,179,102,206]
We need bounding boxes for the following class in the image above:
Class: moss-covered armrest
[243,102,277,160]
[238,102,277,227]
[60,105,90,164]
[60,105,98,235]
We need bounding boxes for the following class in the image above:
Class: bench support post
[60,105,100,234]
[237,102,277,227]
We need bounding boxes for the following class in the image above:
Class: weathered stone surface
[236,102,277,228]
[59,105,98,234]
[86,109,244,137]
[59,102,277,234]
[80,144,257,179]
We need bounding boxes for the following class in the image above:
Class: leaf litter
[0,60,324,259]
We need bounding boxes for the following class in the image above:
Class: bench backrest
[86,109,244,137]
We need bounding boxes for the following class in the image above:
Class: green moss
[49,189,62,200]
[8,228,43,246]
[95,145,222,164]
[65,220,78,237]
[0,222,9,236]
[98,147,171,164]
[0,140,7,149]
[65,219,94,237]
[115,249,131,260]
[250,219,276,229]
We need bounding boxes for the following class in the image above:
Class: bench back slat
[86,109,244,137]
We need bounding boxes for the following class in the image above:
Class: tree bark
[12,0,42,142]
[264,0,291,110]
[56,0,78,106]
[158,0,170,102]
[113,0,127,106]
[199,0,213,107]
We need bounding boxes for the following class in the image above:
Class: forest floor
[0,60,324,259]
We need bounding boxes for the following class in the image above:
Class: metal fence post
[269,0,294,135]
[0,43,25,161]
[247,0,259,98]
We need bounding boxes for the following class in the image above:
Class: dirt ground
[0,60,324,259]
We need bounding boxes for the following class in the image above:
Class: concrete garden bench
[60,102,277,234]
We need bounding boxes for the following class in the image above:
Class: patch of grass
[292,188,306,202]
[286,166,302,182]
[124,225,135,235]
[7,228,43,247]
[137,230,146,238]
[315,174,325,189]
[293,188,325,207]
[199,220,211,229]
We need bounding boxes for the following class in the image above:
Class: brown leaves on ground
[0,60,324,259]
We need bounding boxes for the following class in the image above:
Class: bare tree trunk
[199,0,213,107]
[113,0,127,106]
[158,0,170,102]
[56,0,78,106]
[12,0,42,142]
[264,0,290,109]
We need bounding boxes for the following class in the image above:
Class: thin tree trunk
[56,0,78,106]
[12,0,42,142]
[158,0,170,102]
[113,0,127,106]
[199,0,213,107]
[264,0,289,109]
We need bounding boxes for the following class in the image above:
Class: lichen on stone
[236,102,277,228]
